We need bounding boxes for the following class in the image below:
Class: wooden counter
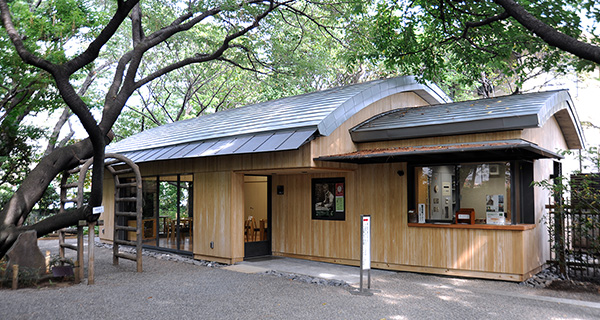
[407,222,536,231]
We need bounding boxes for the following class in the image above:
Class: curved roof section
[351,90,584,149]
[108,76,451,155]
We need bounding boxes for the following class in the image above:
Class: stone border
[95,242,226,268]
[519,265,566,288]
[96,241,349,287]
[263,270,349,287]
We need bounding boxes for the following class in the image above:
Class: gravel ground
[1,238,599,320]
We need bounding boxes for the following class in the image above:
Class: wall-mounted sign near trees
[312,178,345,220]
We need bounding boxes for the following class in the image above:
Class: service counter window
[411,162,522,226]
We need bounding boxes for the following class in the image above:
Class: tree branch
[132,1,282,91]
[1,138,95,227]
[494,0,600,64]
[0,0,55,73]
[63,0,140,74]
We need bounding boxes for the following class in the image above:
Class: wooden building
[100,76,584,281]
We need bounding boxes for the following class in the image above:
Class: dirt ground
[548,280,600,295]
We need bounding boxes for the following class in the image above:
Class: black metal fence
[547,202,600,282]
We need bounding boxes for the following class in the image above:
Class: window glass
[414,162,511,224]
[139,174,194,252]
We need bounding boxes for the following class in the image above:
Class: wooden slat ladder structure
[58,163,86,283]
[103,153,143,273]
[58,153,143,285]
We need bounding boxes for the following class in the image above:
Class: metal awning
[121,128,316,164]
[314,140,562,164]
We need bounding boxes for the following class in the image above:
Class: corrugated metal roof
[107,76,451,157]
[350,90,584,149]
[119,128,315,164]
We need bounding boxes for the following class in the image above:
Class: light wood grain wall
[359,130,523,151]
[522,116,569,152]
[311,92,428,161]
[524,116,569,272]
[272,163,534,280]
[192,171,244,263]
[272,171,359,261]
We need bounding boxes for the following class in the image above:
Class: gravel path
[1,238,599,320]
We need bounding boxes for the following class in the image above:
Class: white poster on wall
[418,204,426,223]
[486,194,505,225]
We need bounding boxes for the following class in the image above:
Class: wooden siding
[522,115,569,152]
[192,172,244,263]
[311,92,428,161]
[271,163,533,280]
[359,130,523,151]
[272,172,358,260]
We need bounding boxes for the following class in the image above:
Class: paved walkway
[226,256,376,284]
[0,238,598,320]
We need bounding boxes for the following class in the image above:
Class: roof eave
[314,140,563,165]
[316,76,451,136]
[350,115,540,143]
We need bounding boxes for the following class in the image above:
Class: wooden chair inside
[180,218,192,242]
[244,218,258,242]
[166,218,175,241]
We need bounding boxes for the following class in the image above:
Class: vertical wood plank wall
[272,163,532,280]
[191,171,245,264]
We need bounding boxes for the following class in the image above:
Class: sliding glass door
[141,174,193,253]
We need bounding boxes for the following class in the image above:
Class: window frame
[407,160,534,225]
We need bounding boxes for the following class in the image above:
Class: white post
[352,215,373,296]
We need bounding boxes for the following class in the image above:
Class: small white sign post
[352,215,373,296]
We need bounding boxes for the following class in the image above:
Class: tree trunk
[0,138,96,256]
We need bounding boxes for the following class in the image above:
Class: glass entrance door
[243,175,271,258]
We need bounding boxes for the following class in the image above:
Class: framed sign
[312,178,345,220]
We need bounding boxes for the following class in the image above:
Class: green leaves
[346,0,599,99]
[113,0,366,140]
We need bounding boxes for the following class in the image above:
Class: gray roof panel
[351,90,584,149]
[255,131,294,152]
[128,149,152,162]
[234,134,272,154]
[121,129,315,164]
[216,136,253,155]
[108,76,451,158]
[152,146,176,160]
[156,144,188,161]
[137,148,165,162]
[177,142,202,158]
[183,141,217,158]
[201,139,237,157]
[278,128,315,150]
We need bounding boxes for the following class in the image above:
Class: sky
[524,71,600,174]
